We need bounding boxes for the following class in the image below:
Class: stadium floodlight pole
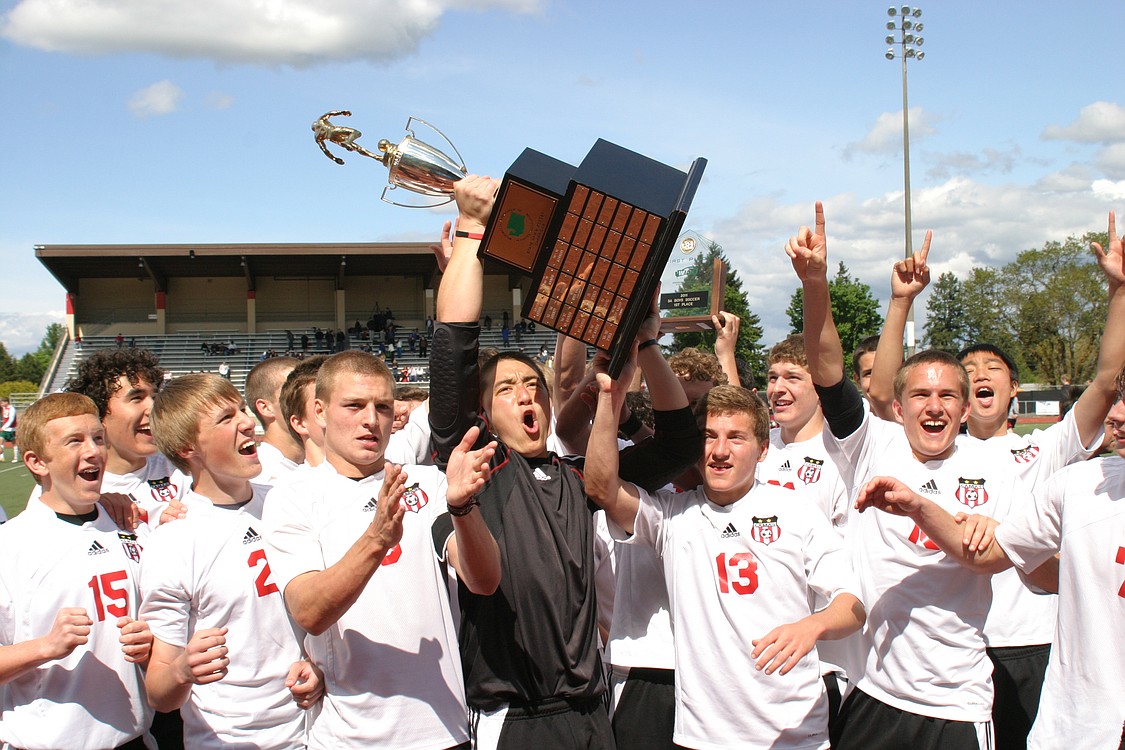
[885,5,924,356]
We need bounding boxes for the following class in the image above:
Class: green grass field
[0,459,35,521]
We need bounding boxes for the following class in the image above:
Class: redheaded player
[0,393,154,749]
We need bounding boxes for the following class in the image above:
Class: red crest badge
[401,484,429,513]
[117,531,142,563]
[750,515,781,545]
[956,477,988,508]
[148,477,179,504]
[797,457,823,485]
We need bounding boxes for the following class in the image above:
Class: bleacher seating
[46,326,573,396]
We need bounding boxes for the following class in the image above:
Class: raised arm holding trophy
[311,110,709,376]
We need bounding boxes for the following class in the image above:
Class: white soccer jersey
[996,456,1125,750]
[263,462,468,750]
[757,428,850,532]
[139,485,306,750]
[595,510,675,670]
[385,403,434,466]
[25,453,189,527]
[620,482,859,750]
[981,410,1097,647]
[254,441,300,486]
[0,500,152,750]
[827,413,1022,722]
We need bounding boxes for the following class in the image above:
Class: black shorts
[987,643,1050,750]
[612,667,675,750]
[834,688,993,750]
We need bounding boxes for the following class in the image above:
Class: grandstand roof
[34,241,511,294]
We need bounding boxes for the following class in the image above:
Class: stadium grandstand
[32,241,563,396]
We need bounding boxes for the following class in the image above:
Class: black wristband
[448,497,480,517]
[638,338,660,351]
[620,411,644,436]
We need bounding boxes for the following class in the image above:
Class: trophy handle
[405,117,467,173]
[380,184,455,208]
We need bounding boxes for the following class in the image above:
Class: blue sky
[1,0,1122,355]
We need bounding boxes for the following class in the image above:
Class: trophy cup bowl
[312,112,467,208]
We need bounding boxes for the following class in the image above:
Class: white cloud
[205,91,234,110]
[926,147,1019,180]
[1095,143,1125,180]
[1043,101,1125,145]
[843,107,939,159]
[128,80,184,117]
[0,0,542,66]
[710,175,1118,351]
[0,312,65,357]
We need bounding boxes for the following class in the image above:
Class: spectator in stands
[217,361,231,380]
[501,324,510,347]
[419,333,428,358]
[116,332,124,348]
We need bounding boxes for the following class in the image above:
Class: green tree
[923,272,969,353]
[0,343,16,384]
[1008,233,1107,383]
[670,242,766,386]
[787,262,882,371]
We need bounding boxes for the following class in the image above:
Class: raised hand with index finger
[891,229,933,302]
[785,201,829,282]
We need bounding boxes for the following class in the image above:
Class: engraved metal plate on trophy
[312,111,466,207]
[509,139,707,377]
[658,232,726,333]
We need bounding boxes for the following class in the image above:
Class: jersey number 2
[88,570,129,621]
[248,549,280,597]
[1116,546,1125,599]
[716,552,758,595]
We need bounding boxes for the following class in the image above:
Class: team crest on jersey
[1010,444,1040,464]
[117,531,142,562]
[956,477,988,508]
[750,515,781,545]
[401,484,429,513]
[148,477,179,504]
[797,457,823,485]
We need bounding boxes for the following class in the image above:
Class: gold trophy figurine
[312,111,468,208]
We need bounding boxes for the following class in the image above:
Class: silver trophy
[312,110,467,208]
